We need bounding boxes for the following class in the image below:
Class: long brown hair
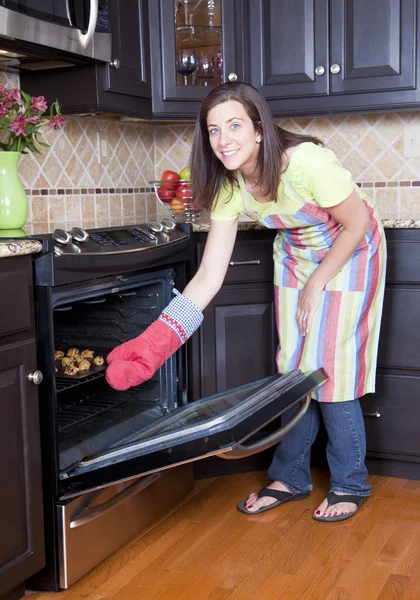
[190,81,322,210]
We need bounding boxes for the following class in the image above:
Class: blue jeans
[268,399,371,497]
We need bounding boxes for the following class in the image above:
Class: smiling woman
[108,81,386,524]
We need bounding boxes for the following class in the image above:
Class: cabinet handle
[363,411,381,418]
[330,64,341,74]
[229,260,261,266]
[228,73,238,82]
[110,58,121,69]
[315,65,325,76]
[28,371,43,385]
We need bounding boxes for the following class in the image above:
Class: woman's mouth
[221,149,239,157]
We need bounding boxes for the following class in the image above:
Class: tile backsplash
[2,71,420,234]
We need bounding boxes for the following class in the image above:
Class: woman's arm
[183,216,239,310]
[297,189,371,335]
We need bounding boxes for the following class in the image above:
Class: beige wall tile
[374,188,400,214]
[400,188,420,213]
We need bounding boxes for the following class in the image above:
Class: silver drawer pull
[229,260,261,266]
[363,411,381,418]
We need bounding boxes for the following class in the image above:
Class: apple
[176,182,192,200]
[179,166,191,181]
[160,170,180,190]
[158,187,176,203]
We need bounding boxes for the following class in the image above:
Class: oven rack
[56,370,105,393]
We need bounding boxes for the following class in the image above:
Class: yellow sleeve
[290,143,356,208]
[210,182,244,221]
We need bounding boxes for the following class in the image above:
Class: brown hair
[190,81,322,211]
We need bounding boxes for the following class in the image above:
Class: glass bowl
[150,179,202,223]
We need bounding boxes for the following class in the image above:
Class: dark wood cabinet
[247,0,419,117]
[190,230,277,400]
[0,256,44,600]
[362,228,420,479]
[149,0,245,118]
[21,0,151,117]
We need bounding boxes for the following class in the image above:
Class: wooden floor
[26,469,420,600]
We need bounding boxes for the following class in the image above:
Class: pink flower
[30,96,48,113]
[49,115,65,130]
[26,115,40,124]
[9,88,22,104]
[0,104,6,118]
[10,116,27,137]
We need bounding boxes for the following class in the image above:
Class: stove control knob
[52,228,71,245]
[28,370,43,385]
[148,221,164,233]
[71,226,89,243]
[161,218,176,232]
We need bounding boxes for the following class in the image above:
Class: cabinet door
[248,0,328,100]
[150,0,245,117]
[103,0,151,99]
[329,0,416,95]
[0,340,44,596]
[198,284,278,398]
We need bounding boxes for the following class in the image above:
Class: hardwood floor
[26,469,420,600]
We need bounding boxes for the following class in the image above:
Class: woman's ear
[256,133,262,143]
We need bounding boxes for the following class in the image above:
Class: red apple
[161,170,180,190]
[158,187,176,203]
[176,182,192,200]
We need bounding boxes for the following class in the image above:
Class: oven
[28,221,326,591]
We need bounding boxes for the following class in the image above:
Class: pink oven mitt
[106,290,203,391]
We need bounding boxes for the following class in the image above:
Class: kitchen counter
[0,239,43,258]
[192,215,420,232]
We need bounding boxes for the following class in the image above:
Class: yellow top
[210,142,368,220]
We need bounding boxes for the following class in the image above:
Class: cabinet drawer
[385,229,420,284]
[196,236,275,284]
[0,258,33,339]
[362,372,420,458]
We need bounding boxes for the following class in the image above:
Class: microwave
[0,0,112,70]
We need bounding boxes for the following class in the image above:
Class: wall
[2,71,420,234]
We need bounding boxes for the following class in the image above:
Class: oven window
[52,270,178,476]
[4,0,89,30]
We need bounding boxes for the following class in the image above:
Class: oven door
[59,369,327,499]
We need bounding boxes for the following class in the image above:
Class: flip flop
[237,487,310,515]
[312,491,366,522]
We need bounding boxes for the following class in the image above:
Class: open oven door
[59,369,327,499]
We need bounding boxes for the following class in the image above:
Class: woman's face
[206,99,261,174]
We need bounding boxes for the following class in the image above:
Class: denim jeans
[268,399,371,497]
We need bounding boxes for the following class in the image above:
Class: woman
[106,82,386,523]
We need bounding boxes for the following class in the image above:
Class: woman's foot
[314,491,359,519]
[244,480,291,513]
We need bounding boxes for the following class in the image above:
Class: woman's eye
[231,123,240,130]
[209,128,219,135]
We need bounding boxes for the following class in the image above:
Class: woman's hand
[296,281,323,336]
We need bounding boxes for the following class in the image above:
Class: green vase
[0,152,28,229]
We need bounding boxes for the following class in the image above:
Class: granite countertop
[0,239,43,258]
[192,215,420,232]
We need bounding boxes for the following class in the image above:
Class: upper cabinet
[149,0,245,118]
[21,0,151,118]
[21,0,420,120]
[248,0,419,117]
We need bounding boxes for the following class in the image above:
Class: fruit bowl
[150,179,202,223]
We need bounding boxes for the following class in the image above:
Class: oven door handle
[219,394,311,459]
[69,472,163,529]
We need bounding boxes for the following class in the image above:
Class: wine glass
[176,49,198,85]
[195,53,215,86]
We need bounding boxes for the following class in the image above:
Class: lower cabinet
[192,227,420,480]
[0,256,44,600]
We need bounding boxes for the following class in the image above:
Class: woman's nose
[219,130,232,147]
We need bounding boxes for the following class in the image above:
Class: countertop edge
[0,240,43,258]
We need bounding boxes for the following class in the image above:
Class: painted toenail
[315,510,321,515]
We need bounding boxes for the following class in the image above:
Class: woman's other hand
[296,281,323,336]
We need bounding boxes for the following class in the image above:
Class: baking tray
[55,348,107,380]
